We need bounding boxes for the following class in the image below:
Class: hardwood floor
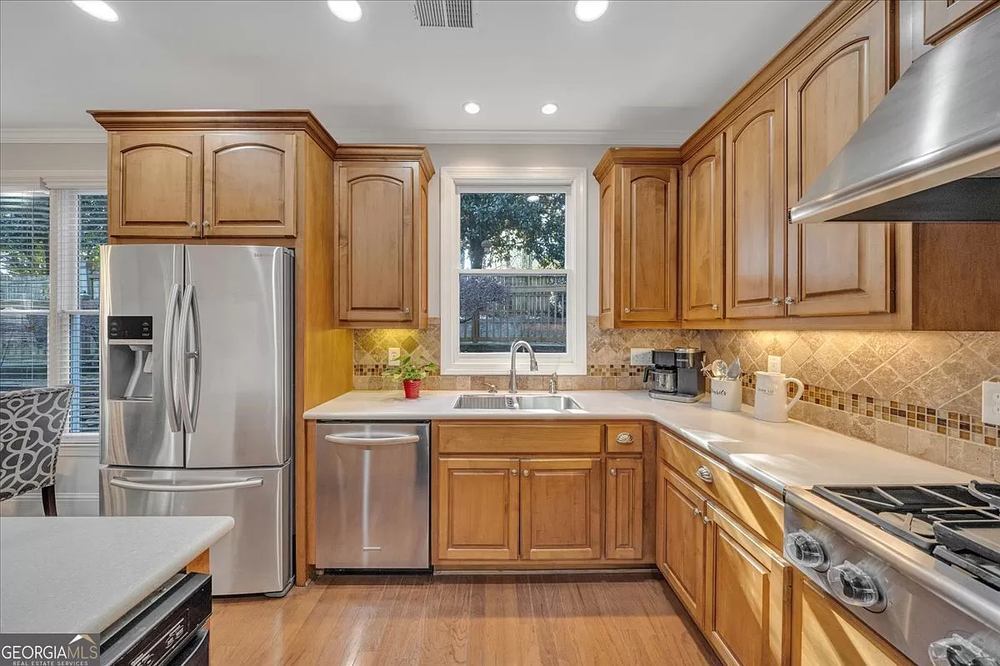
[210,572,719,666]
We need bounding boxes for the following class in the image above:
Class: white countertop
[0,516,233,634]
[305,390,978,492]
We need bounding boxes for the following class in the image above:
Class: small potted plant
[382,355,438,399]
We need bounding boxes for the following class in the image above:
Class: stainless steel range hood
[790,9,1000,224]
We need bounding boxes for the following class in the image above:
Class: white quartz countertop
[0,516,233,634]
[305,390,979,492]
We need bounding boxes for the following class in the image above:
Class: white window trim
[439,166,588,376]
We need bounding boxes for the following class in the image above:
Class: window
[440,167,587,375]
[0,178,107,434]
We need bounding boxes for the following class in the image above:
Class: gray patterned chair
[0,386,74,516]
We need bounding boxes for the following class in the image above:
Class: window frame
[439,167,588,376]
[1,170,106,442]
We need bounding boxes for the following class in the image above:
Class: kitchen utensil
[753,371,804,423]
[710,359,728,379]
[727,357,742,380]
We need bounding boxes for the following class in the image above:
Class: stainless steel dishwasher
[315,422,430,570]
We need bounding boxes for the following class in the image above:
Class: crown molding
[330,128,689,146]
[1,128,106,143]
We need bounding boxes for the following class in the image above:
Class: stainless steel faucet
[508,340,538,394]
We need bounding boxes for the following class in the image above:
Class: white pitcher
[754,371,804,423]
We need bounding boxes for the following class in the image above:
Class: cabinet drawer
[659,428,784,550]
[437,423,602,455]
[605,422,644,454]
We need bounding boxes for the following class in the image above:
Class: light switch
[387,348,402,367]
[983,381,1000,426]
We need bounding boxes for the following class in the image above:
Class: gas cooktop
[811,481,1000,589]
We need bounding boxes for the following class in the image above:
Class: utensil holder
[710,378,742,412]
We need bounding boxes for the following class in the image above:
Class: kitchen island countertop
[0,516,233,634]
[305,390,980,493]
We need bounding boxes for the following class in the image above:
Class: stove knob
[783,530,827,570]
[827,561,885,611]
[929,635,999,666]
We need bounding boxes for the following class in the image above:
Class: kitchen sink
[452,394,583,411]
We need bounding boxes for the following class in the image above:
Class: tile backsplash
[353,323,1000,480]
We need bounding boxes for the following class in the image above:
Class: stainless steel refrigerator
[98,245,294,597]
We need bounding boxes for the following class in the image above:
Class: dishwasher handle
[324,434,420,446]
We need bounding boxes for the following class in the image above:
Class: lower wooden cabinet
[606,457,644,560]
[657,463,708,626]
[521,458,602,561]
[436,457,519,561]
[791,573,912,666]
[704,504,790,666]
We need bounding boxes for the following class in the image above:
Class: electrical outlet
[767,355,782,373]
[983,381,1000,426]
[630,348,653,366]
[387,348,402,367]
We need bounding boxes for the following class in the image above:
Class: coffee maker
[643,348,706,403]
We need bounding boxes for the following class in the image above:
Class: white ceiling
[0,0,828,144]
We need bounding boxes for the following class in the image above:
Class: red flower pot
[402,380,422,399]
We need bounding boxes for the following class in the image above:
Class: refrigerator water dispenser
[106,315,154,401]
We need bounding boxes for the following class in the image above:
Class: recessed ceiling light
[463,101,481,115]
[541,103,559,115]
[71,1,119,22]
[526,195,540,202]
[327,1,362,22]
[574,1,609,22]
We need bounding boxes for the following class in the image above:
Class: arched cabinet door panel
[682,134,725,322]
[786,2,892,317]
[204,133,297,238]
[109,133,203,238]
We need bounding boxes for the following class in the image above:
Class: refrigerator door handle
[163,284,182,433]
[324,434,421,446]
[109,476,264,492]
[176,285,202,432]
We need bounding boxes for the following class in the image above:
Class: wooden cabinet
[682,133,725,322]
[109,133,203,238]
[725,82,787,320]
[437,458,520,561]
[594,149,682,328]
[924,0,998,44]
[605,457,643,559]
[790,573,912,666]
[334,147,433,328]
[521,458,602,561]
[204,133,297,237]
[657,464,708,626]
[704,505,790,666]
[786,2,893,317]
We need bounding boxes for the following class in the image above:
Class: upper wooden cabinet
[595,149,682,329]
[203,133,297,237]
[681,134,725,322]
[108,133,203,238]
[786,1,893,318]
[93,110,339,241]
[924,0,998,44]
[725,82,787,320]
[334,146,433,329]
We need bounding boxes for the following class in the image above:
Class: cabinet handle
[711,303,719,311]
[610,468,617,476]
[696,466,714,483]
[693,508,702,517]
[510,468,517,476]
[771,297,781,306]
[523,469,530,477]
[784,296,795,305]
[615,432,634,445]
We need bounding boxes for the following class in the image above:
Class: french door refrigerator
[98,245,294,596]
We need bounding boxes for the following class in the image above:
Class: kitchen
[0,1,998,665]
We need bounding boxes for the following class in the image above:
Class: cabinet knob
[522,469,530,477]
[711,303,719,311]
[771,297,781,306]
[189,222,198,228]
[403,307,410,314]
[784,296,795,305]
[510,468,517,476]
[202,220,210,227]
[702,516,711,526]
[610,468,617,476]
[693,508,702,517]
[624,307,630,313]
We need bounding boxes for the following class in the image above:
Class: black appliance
[644,348,705,403]
[100,573,211,666]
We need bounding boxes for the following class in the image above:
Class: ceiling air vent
[413,0,475,29]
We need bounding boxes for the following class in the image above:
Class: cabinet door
[790,573,912,666]
[204,133,297,237]
[619,166,679,324]
[924,0,998,44]
[598,169,617,328]
[437,458,519,561]
[520,458,602,560]
[606,457,643,560]
[337,163,415,324]
[109,133,202,238]
[658,467,708,627]
[786,2,892,317]
[725,83,787,319]
[705,504,790,666]
[682,134,725,321]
